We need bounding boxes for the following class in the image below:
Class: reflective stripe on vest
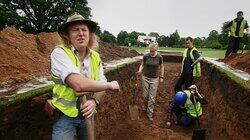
[51,44,101,117]
[230,20,247,37]
[183,90,202,117]
[181,48,201,77]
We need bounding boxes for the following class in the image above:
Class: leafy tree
[178,37,186,48]
[148,32,159,38]
[157,35,168,47]
[205,30,223,49]
[168,30,180,47]
[205,40,223,49]
[194,37,205,48]
[241,34,250,49]
[207,30,219,40]
[117,30,146,46]
[117,30,129,46]
[218,21,230,49]
[0,0,92,34]
[128,31,146,46]
[99,30,116,43]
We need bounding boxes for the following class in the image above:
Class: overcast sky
[88,0,250,38]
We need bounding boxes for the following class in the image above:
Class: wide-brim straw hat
[58,12,97,37]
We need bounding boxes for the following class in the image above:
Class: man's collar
[70,45,92,56]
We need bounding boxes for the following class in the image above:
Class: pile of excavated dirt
[0,27,139,90]
[221,52,250,73]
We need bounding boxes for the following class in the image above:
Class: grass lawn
[121,46,228,59]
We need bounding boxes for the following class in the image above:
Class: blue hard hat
[174,91,187,106]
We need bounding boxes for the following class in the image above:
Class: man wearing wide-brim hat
[49,12,120,140]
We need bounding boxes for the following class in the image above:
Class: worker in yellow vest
[174,37,203,94]
[50,12,120,140]
[224,11,249,58]
[166,85,208,128]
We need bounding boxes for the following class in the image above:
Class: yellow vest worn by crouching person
[51,44,101,117]
[181,47,201,77]
[182,90,202,117]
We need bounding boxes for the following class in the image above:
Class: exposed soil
[0,27,250,139]
[0,57,249,139]
[0,62,194,140]
[221,52,250,73]
[0,27,139,92]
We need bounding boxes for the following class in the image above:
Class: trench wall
[196,62,250,140]
[0,62,141,139]
[0,54,249,140]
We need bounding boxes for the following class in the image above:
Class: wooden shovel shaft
[81,95,95,140]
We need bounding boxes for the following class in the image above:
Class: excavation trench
[0,54,249,140]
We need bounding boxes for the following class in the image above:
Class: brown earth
[0,62,193,140]
[1,60,249,139]
[221,52,250,73]
[0,27,139,91]
[0,27,250,140]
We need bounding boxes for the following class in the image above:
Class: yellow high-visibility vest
[51,44,101,117]
[183,90,202,117]
[230,19,247,37]
[181,48,201,77]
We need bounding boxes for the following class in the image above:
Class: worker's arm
[81,61,109,118]
[51,48,119,97]
[191,56,203,67]
[159,55,164,77]
[189,85,208,105]
[191,50,203,67]
[136,61,144,76]
[224,21,233,30]
[66,74,119,96]
[81,91,106,118]
[160,63,164,79]
[159,55,164,82]
[92,63,108,103]
[195,91,208,105]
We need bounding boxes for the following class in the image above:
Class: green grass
[122,46,228,59]
[0,84,53,109]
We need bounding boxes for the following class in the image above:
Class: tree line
[1,0,249,49]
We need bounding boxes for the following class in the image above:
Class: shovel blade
[129,105,139,120]
[192,129,206,140]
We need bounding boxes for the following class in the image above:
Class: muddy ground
[221,52,250,73]
[0,61,193,140]
[0,27,250,140]
[1,59,249,140]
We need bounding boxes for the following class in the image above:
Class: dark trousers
[225,36,241,58]
[174,73,194,94]
[173,106,198,127]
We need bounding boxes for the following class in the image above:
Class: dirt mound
[221,52,250,73]
[0,27,139,89]
[98,41,139,62]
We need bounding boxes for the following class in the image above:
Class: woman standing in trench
[137,42,164,121]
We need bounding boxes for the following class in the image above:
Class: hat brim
[58,19,97,37]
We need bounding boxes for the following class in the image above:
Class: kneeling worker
[166,85,208,128]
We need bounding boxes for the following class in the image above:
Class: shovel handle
[193,94,201,129]
[80,94,95,140]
